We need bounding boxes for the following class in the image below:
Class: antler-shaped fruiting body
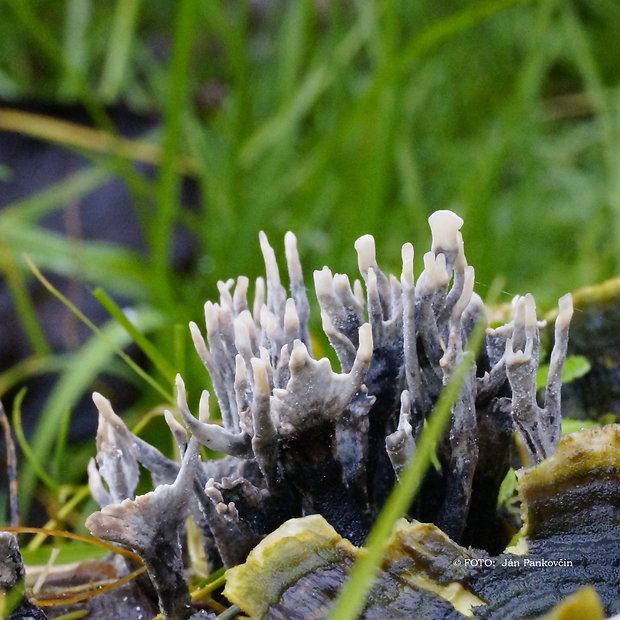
[86,404,201,619]
[504,293,573,465]
[86,211,575,615]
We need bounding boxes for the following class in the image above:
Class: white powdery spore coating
[284,299,300,336]
[524,293,538,330]
[422,251,449,289]
[233,276,250,313]
[253,277,266,323]
[284,232,303,284]
[354,234,377,274]
[314,267,334,298]
[233,314,254,359]
[556,293,574,331]
[258,231,282,289]
[217,279,235,309]
[199,390,211,424]
[164,409,188,449]
[251,358,271,396]
[428,210,464,253]
[401,242,414,288]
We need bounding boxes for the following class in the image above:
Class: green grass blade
[276,0,313,103]
[21,539,108,565]
[382,0,543,91]
[0,356,76,405]
[173,322,187,380]
[560,3,620,273]
[0,238,49,356]
[239,14,371,168]
[93,287,177,382]
[98,0,142,102]
[3,0,158,224]
[12,389,60,495]
[59,0,92,99]
[52,404,72,482]
[3,225,150,300]
[24,255,171,400]
[0,166,111,223]
[4,0,110,131]
[26,485,93,550]
[150,0,199,310]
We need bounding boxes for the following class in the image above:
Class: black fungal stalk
[85,210,575,618]
[0,533,47,620]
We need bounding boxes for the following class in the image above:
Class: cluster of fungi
[2,211,618,619]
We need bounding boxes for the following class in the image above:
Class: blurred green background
[1,0,620,523]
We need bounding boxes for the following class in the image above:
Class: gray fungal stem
[506,293,573,464]
[386,391,415,478]
[542,294,573,449]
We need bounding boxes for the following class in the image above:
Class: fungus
[0,533,47,620]
[83,210,614,619]
[86,403,201,619]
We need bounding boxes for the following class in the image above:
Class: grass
[0,0,619,615]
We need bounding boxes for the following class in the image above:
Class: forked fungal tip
[428,210,464,252]
[313,267,333,296]
[422,251,449,288]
